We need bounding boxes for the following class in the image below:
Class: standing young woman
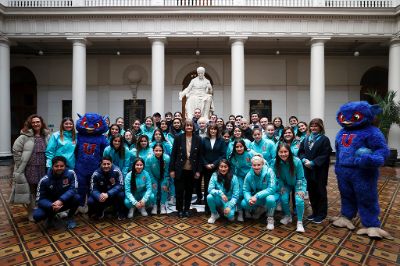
[124,130,136,151]
[274,143,307,232]
[124,158,154,218]
[200,123,227,212]
[140,116,155,140]
[226,127,251,157]
[115,117,126,136]
[131,119,142,138]
[159,120,170,139]
[103,134,131,177]
[250,128,276,166]
[170,120,202,218]
[136,135,153,160]
[145,144,170,215]
[107,123,121,143]
[207,159,239,223]
[150,129,172,156]
[265,124,277,143]
[167,118,183,145]
[272,117,284,142]
[296,121,308,143]
[225,121,235,133]
[280,126,301,157]
[46,117,76,169]
[298,118,332,224]
[11,114,50,221]
[228,139,256,222]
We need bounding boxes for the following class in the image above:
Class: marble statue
[179,67,214,119]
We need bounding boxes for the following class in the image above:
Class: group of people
[11,109,332,233]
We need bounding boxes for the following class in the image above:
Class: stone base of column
[0,155,13,166]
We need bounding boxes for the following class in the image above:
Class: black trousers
[202,167,214,210]
[307,177,328,219]
[175,170,194,212]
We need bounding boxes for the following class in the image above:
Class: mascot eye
[351,112,364,122]
[94,121,102,128]
[83,121,88,128]
[338,113,345,123]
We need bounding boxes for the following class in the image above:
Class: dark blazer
[201,137,227,167]
[298,134,332,185]
[170,133,203,179]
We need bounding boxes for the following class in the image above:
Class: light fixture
[116,51,121,56]
[353,40,360,57]
[275,38,280,55]
[195,38,200,56]
[275,50,280,55]
[354,51,360,57]
[116,38,121,56]
[38,50,44,56]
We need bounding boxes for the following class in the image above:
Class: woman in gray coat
[11,114,50,221]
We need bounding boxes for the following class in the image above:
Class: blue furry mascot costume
[332,101,392,239]
[75,113,109,211]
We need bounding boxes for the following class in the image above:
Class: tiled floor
[0,165,399,265]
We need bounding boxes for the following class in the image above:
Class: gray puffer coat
[10,129,50,204]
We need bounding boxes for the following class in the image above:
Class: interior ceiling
[10,37,389,56]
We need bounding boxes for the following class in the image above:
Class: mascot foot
[356,227,394,240]
[330,216,355,230]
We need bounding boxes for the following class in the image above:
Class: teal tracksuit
[140,125,155,140]
[137,147,153,160]
[45,131,76,169]
[207,173,240,220]
[150,140,172,156]
[124,170,154,209]
[249,138,276,166]
[226,138,251,158]
[272,157,306,220]
[241,165,279,217]
[145,154,170,205]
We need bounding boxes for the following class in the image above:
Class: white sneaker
[253,207,264,219]
[296,221,305,233]
[245,210,252,219]
[280,215,293,225]
[304,191,309,200]
[160,204,167,214]
[237,211,244,222]
[151,205,158,215]
[78,205,88,214]
[140,207,148,217]
[168,196,176,205]
[127,208,134,218]
[207,213,220,224]
[57,210,68,219]
[266,217,274,230]
[276,202,282,211]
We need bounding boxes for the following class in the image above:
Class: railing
[5,0,399,8]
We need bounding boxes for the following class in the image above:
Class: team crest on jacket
[63,178,69,187]
[110,177,115,185]
[246,157,250,162]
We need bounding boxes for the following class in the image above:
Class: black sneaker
[306,214,316,221]
[312,216,325,224]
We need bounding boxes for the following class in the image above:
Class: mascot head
[76,113,108,135]
[336,101,381,129]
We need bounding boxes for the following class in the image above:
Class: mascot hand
[354,148,385,169]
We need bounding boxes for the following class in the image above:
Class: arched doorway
[360,66,388,104]
[11,66,37,143]
[181,70,214,119]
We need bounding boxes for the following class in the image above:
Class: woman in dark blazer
[298,118,332,224]
[201,123,227,213]
[170,119,203,218]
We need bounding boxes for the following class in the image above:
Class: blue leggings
[241,194,278,217]
[152,178,169,205]
[124,193,155,209]
[207,194,236,220]
[281,185,304,220]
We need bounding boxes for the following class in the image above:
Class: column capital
[229,36,248,44]
[148,36,167,44]
[0,36,10,45]
[67,37,90,46]
[310,37,331,44]
[389,36,400,45]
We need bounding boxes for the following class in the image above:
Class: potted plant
[366,90,400,166]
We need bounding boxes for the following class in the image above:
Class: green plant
[366,90,400,141]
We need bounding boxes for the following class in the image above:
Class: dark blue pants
[88,191,125,216]
[33,194,80,222]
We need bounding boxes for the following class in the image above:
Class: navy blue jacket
[90,165,124,200]
[36,169,78,209]
[201,137,227,167]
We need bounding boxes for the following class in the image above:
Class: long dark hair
[230,139,248,160]
[169,118,182,137]
[108,123,121,138]
[136,135,150,157]
[22,114,48,136]
[152,143,165,180]
[280,126,295,144]
[275,142,295,177]
[110,134,125,159]
[130,158,145,193]
[217,159,233,192]
[152,128,167,143]
[60,117,76,143]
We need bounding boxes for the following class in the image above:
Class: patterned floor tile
[80,232,102,242]
[229,233,250,245]
[101,226,123,236]
[342,239,369,253]
[303,248,329,263]
[365,256,400,266]
[214,240,240,253]
[150,239,176,253]
[69,254,100,266]
[55,238,81,250]
[131,247,156,262]
[310,240,337,253]
[165,247,191,262]
[218,256,247,266]
[0,252,27,265]
[374,239,400,253]
[157,227,178,237]
[0,244,21,258]
[269,247,295,262]
[213,227,234,238]
[168,233,190,245]
[129,226,150,237]
[119,239,144,252]
[173,222,191,231]
[246,239,272,253]
[254,255,286,266]
[328,256,360,266]
[260,233,281,245]
[0,237,19,249]
[29,244,56,259]
[337,248,364,262]
[140,233,161,244]
[181,255,211,266]
[146,222,164,230]
[32,253,63,266]
[319,234,341,244]
[290,234,312,245]
[62,245,89,259]
[104,254,136,266]
[97,246,122,260]
[182,239,207,253]
[291,256,324,266]
[199,248,224,263]
[200,233,221,245]
[185,227,206,237]
[280,240,305,253]
[234,247,260,263]
[241,227,261,237]
[371,248,398,263]
[143,255,174,266]
[87,238,113,251]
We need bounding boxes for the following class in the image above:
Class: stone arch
[360,66,388,103]
[11,66,37,143]
[174,62,221,86]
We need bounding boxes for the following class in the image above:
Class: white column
[230,37,247,116]
[388,38,400,155]
[69,38,86,121]
[309,37,330,121]
[0,37,11,158]
[149,37,166,116]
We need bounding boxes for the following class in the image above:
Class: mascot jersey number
[333,101,392,239]
[75,113,108,206]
